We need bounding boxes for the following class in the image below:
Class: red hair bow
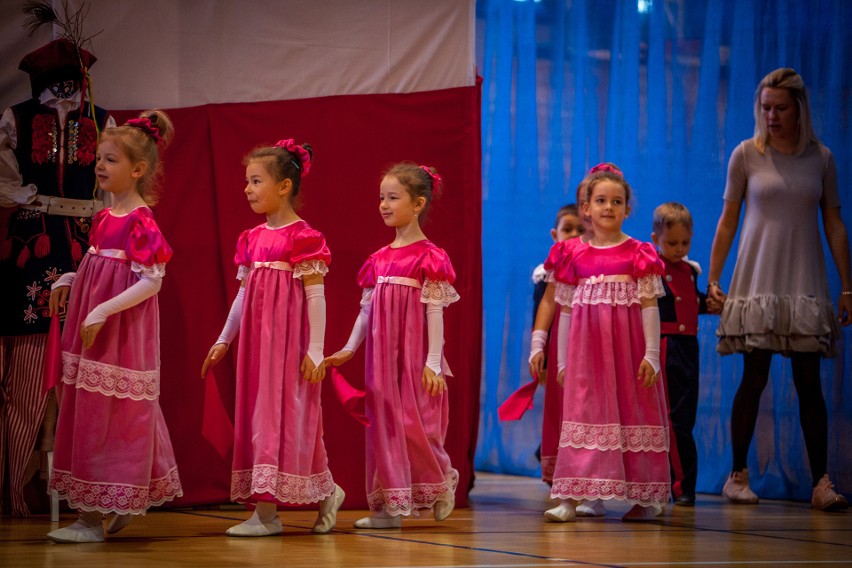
[273,139,312,175]
[125,117,161,143]
[420,165,442,189]
[589,162,622,176]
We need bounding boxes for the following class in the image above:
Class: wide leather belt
[21,195,104,217]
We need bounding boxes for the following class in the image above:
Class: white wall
[1,0,475,111]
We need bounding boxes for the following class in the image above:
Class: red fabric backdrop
[112,85,482,509]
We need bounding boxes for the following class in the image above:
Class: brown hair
[584,170,632,206]
[100,109,174,206]
[554,204,578,229]
[753,68,816,155]
[244,142,313,208]
[383,161,443,224]
[652,202,693,234]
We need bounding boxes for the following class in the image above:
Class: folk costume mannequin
[0,35,113,517]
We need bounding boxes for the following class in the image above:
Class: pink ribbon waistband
[252,261,293,271]
[577,274,634,286]
[376,275,421,288]
[88,246,127,260]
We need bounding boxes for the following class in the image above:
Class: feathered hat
[18,1,100,97]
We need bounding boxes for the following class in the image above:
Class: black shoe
[674,494,695,507]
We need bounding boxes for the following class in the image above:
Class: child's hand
[80,321,105,349]
[556,368,565,386]
[529,352,545,383]
[49,286,70,316]
[201,343,229,378]
[637,360,658,387]
[421,366,446,396]
[323,350,353,368]
[301,355,326,383]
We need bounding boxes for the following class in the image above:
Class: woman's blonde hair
[752,68,816,155]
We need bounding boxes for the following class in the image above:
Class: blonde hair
[100,109,174,206]
[652,202,693,234]
[753,68,816,155]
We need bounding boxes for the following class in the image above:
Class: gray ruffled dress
[717,140,840,357]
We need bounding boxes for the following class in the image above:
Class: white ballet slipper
[575,499,606,517]
[106,513,133,534]
[544,501,576,522]
[353,511,402,529]
[621,504,663,522]
[226,510,283,537]
[312,484,345,534]
[434,493,455,522]
[47,515,105,544]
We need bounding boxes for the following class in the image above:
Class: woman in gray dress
[707,68,851,511]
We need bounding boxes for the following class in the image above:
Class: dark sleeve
[532,280,547,323]
[658,279,677,323]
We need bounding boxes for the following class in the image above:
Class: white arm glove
[425,303,444,376]
[641,306,661,375]
[304,284,326,366]
[51,271,76,290]
[215,286,245,345]
[82,275,162,327]
[528,329,548,363]
[342,302,371,353]
[556,310,571,373]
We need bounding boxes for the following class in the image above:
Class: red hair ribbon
[125,117,161,143]
[273,139,312,175]
[589,162,622,176]
[420,165,442,189]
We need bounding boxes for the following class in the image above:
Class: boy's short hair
[554,204,578,229]
[652,202,693,234]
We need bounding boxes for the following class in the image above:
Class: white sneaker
[722,469,759,504]
[313,485,345,534]
[575,499,605,517]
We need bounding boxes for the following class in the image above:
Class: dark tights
[730,349,827,487]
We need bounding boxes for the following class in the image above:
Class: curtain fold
[476,0,851,501]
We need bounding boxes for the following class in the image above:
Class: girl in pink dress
[201,139,344,537]
[46,111,183,543]
[543,165,670,523]
[326,162,459,529]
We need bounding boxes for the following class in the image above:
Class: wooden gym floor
[2,472,851,567]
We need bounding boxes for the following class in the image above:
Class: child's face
[244,159,288,216]
[551,213,584,242]
[583,180,629,234]
[95,138,145,196]
[652,222,692,263]
[379,175,423,228]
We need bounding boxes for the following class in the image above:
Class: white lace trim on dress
[230,465,335,504]
[559,421,669,452]
[51,467,183,515]
[360,287,374,307]
[420,279,460,307]
[130,261,167,278]
[292,259,329,279]
[550,477,670,507]
[368,469,459,515]
[62,352,159,401]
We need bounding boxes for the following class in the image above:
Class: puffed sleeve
[420,246,460,307]
[290,227,331,279]
[543,239,580,284]
[356,254,377,306]
[634,241,665,300]
[127,210,173,278]
[233,228,252,281]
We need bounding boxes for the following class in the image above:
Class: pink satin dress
[545,237,671,507]
[357,240,460,515]
[50,207,183,514]
[230,220,336,505]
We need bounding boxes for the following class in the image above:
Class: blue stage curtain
[476,0,852,501]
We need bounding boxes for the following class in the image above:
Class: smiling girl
[325,162,460,529]
[543,165,671,523]
[202,139,344,537]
